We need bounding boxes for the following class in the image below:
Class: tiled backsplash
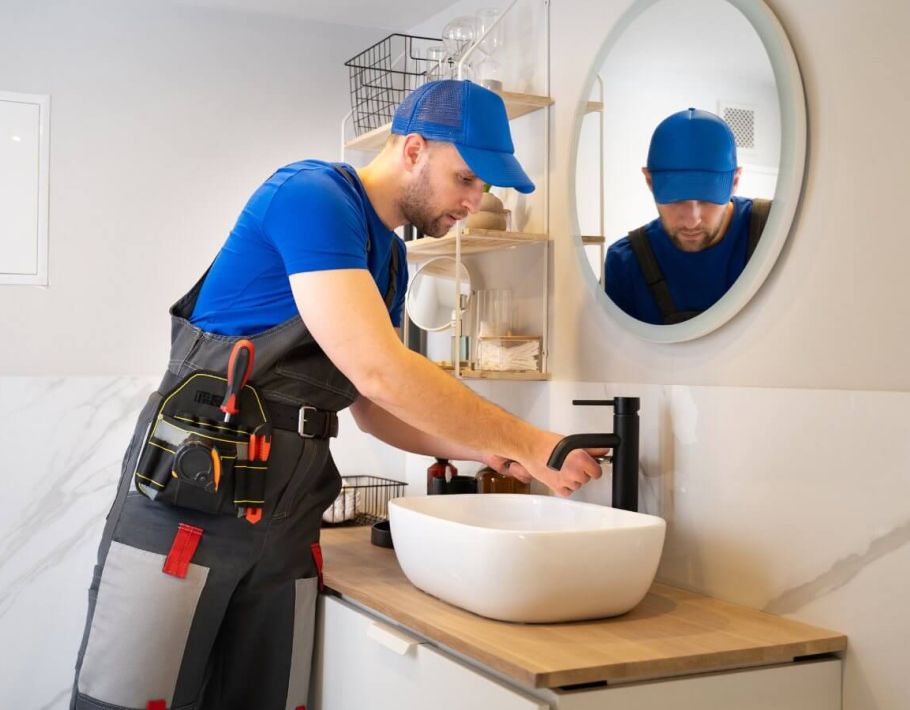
[2,376,907,708]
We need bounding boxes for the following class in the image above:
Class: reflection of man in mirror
[605,108,771,325]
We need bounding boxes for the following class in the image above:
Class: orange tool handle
[252,423,273,462]
[221,339,255,423]
[211,447,222,491]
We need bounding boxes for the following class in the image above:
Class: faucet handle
[573,397,640,414]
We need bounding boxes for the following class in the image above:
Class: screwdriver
[221,339,255,424]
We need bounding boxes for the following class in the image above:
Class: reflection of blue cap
[647,108,737,205]
[392,80,535,194]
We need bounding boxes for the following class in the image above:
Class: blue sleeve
[605,241,637,318]
[263,169,368,275]
[389,239,409,327]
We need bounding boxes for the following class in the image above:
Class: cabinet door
[548,658,842,710]
[311,595,548,710]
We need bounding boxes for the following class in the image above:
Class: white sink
[388,494,666,623]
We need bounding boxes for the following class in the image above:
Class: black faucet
[545,397,640,511]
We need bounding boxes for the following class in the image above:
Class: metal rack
[344,33,442,138]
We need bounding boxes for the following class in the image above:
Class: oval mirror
[406,256,473,332]
[573,0,806,342]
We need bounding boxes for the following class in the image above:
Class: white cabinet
[540,659,841,709]
[311,594,842,710]
[311,595,548,710]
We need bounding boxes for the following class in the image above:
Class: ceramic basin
[387,494,666,623]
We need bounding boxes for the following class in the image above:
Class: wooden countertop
[320,526,847,689]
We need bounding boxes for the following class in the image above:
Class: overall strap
[747,198,772,261]
[333,164,400,310]
[628,226,679,324]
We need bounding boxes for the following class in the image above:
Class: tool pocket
[76,540,208,708]
[133,371,270,517]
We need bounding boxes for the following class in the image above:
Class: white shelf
[345,90,554,152]
[406,229,548,261]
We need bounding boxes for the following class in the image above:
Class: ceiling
[168,0,460,30]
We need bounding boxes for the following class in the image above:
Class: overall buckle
[298,405,318,439]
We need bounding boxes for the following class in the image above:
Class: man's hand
[482,434,608,497]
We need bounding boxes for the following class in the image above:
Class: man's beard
[400,173,464,237]
[664,223,722,252]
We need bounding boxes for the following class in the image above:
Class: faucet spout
[546,397,641,511]
[546,434,620,469]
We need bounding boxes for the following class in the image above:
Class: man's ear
[641,167,654,194]
[401,134,428,173]
[731,166,743,195]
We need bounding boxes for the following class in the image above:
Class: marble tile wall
[2,376,907,708]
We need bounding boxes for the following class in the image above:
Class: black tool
[221,339,255,423]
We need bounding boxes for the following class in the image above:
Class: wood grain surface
[320,526,847,689]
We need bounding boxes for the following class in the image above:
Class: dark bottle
[475,466,530,494]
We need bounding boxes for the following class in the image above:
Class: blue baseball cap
[646,108,737,205]
[391,80,535,194]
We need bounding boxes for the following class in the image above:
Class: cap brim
[651,170,734,205]
[454,143,535,194]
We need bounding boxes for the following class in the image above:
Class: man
[605,108,771,325]
[71,80,605,710]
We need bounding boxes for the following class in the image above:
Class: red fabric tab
[310,542,324,591]
[147,701,167,710]
[162,524,203,579]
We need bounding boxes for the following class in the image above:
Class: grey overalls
[71,205,399,709]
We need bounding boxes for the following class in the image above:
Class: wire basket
[345,33,442,137]
[322,475,407,526]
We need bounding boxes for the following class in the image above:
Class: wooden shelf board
[460,368,550,381]
[582,235,606,245]
[499,90,554,120]
[344,90,553,151]
[407,229,548,260]
[585,100,604,114]
[435,362,550,381]
[344,123,391,152]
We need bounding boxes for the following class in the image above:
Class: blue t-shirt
[191,160,408,335]
[604,197,754,325]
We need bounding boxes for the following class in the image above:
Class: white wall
[0,0,385,375]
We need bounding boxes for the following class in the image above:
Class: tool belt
[134,371,337,519]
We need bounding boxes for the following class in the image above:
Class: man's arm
[350,395,531,481]
[290,269,600,496]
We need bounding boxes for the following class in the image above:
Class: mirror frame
[569,0,807,343]
[406,256,473,332]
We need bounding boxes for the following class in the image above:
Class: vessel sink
[387,494,666,623]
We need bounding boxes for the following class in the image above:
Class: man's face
[655,199,730,252]
[400,140,485,237]
[642,167,741,252]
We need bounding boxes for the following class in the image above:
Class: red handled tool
[221,339,255,423]
[244,423,272,525]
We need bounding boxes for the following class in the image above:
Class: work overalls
[70,257,389,709]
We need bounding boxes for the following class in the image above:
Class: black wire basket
[345,33,442,138]
[322,475,407,526]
